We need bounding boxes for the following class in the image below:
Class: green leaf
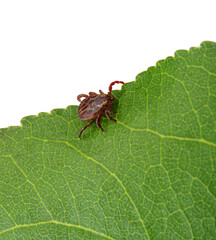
[1,41,216,240]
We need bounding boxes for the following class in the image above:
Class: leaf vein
[118,121,216,147]
[0,220,115,239]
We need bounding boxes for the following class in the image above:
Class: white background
[0,0,215,128]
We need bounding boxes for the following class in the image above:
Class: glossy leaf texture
[0,41,216,239]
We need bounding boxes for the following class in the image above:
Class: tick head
[108,94,115,102]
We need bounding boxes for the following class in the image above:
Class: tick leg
[106,109,118,114]
[96,112,104,131]
[99,90,105,94]
[89,92,97,96]
[77,94,89,102]
[105,110,117,122]
[79,119,95,138]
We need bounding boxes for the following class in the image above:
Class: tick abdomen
[78,95,108,121]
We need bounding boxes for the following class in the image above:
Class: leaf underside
[0,41,216,240]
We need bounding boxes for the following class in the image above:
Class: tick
[77,81,125,138]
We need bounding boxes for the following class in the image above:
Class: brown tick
[77,81,125,138]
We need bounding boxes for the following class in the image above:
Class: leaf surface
[0,41,216,239]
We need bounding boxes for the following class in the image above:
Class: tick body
[77,81,125,138]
